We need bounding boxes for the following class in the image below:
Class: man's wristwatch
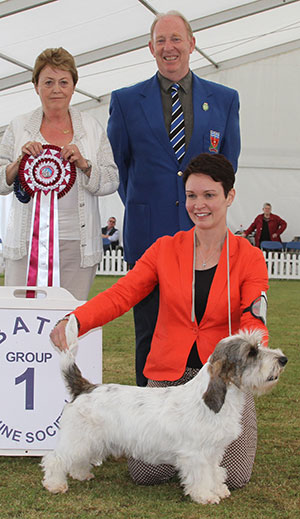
[80,160,92,174]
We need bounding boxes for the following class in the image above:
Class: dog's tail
[59,314,97,400]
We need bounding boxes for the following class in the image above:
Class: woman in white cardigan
[0,47,119,300]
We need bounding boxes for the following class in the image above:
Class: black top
[260,219,270,243]
[186,266,217,368]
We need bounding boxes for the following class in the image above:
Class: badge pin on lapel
[202,102,209,111]
[209,130,220,153]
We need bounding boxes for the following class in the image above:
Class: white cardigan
[0,107,119,267]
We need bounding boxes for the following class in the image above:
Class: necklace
[43,117,72,135]
[195,234,225,269]
[49,125,71,134]
[198,248,219,268]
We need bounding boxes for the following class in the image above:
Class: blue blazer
[107,72,240,263]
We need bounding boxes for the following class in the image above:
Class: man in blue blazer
[107,10,241,386]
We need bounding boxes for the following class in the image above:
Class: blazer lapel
[201,230,238,325]
[139,75,178,164]
[177,228,195,314]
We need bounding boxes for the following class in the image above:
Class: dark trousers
[133,285,159,387]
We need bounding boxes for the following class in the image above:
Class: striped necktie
[169,83,185,162]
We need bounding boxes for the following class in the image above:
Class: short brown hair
[32,47,78,86]
[183,153,235,197]
[150,10,193,41]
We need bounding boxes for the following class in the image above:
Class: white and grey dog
[42,315,287,504]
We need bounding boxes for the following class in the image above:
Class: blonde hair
[150,10,193,41]
[32,47,78,86]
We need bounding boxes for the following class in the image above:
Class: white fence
[97,249,129,276]
[97,250,300,280]
[0,249,299,280]
[262,251,300,280]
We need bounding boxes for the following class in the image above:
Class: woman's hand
[50,319,69,351]
[61,144,91,176]
[5,140,43,185]
[21,141,43,157]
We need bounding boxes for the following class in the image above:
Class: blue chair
[260,241,284,251]
[285,241,300,253]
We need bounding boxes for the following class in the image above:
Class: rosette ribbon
[18,145,76,297]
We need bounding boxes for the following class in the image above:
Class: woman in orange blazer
[51,153,268,490]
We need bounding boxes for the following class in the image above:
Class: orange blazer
[74,228,269,381]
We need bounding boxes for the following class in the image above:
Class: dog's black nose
[278,356,288,366]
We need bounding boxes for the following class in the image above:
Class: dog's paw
[215,483,231,500]
[189,489,221,505]
[194,495,221,505]
[70,470,95,482]
[42,479,68,494]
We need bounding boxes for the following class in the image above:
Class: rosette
[17,145,76,297]
[18,144,76,199]
[13,176,31,203]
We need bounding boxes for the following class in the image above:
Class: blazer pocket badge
[209,130,220,153]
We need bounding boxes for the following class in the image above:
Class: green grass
[0,276,299,518]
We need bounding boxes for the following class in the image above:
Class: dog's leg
[41,403,100,492]
[41,441,97,492]
[211,465,231,500]
[177,455,226,505]
[69,461,95,482]
[41,452,69,494]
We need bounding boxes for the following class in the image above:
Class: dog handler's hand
[50,319,69,351]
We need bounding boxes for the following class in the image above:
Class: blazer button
[175,201,179,206]
[177,171,183,177]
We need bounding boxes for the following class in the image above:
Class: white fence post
[97,249,129,276]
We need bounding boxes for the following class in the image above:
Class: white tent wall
[200,48,300,241]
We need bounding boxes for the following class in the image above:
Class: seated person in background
[242,203,287,247]
[102,217,120,252]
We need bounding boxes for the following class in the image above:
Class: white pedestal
[0,286,102,456]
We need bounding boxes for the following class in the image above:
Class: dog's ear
[202,360,227,413]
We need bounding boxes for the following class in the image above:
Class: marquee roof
[1,0,300,130]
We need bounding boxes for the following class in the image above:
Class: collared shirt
[157,70,194,148]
